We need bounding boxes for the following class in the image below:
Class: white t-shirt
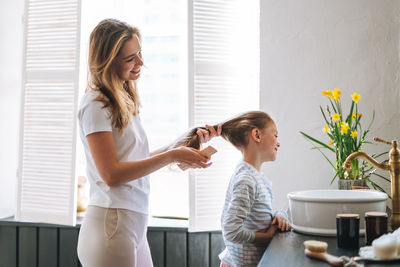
[78,90,150,214]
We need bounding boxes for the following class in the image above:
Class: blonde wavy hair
[174,111,273,150]
[87,18,142,131]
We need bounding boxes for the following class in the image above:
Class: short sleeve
[78,97,112,136]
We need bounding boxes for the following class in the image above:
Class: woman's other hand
[170,146,211,169]
[197,124,222,144]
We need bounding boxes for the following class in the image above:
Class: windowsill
[0,215,189,231]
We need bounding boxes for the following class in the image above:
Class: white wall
[260,0,400,211]
[2,0,400,219]
[0,0,24,218]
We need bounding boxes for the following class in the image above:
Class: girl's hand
[170,146,211,169]
[272,214,291,232]
[254,224,278,243]
[265,224,278,238]
[197,124,222,144]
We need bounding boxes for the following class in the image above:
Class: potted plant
[300,88,388,191]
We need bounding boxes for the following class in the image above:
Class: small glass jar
[365,212,388,246]
[336,213,360,249]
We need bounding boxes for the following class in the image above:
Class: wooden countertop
[258,231,400,267]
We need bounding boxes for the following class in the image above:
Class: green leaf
[366,178,390,198]
[367,110,375,131]
[311,143,336,169]
[336,99,343,118]
[311,147,332,150]
[372,151,389,159]
[300,132,336,170]
[330,172,339,185]
[329,98,338,113]
[347,101,355,124]
[320,106,330,125]
[299,131,335,152]
[371,172,391,183]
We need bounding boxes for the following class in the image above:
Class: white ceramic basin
[288,190,388,236]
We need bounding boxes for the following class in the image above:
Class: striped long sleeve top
[219,161,288,267]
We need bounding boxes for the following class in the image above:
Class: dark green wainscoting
[0,217,225,267]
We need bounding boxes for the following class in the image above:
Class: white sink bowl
[288,190,388,236]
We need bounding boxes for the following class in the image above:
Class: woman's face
[116,34,143,81]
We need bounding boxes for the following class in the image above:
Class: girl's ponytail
[174,111,272,150]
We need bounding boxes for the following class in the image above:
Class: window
[17,0,259,228]
[16,0,81,225]
[189,0,259,231]
[77,0,190,218]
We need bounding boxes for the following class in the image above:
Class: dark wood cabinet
[0,217,224,267]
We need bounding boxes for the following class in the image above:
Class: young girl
[77,19,220,267]
[178,111,291,267]
[219,111,290,267]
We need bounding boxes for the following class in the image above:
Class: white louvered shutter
[16,0,81,226]
[188,0,259,232]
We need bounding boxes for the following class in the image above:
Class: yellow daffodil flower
[322,90,334,99]
[332,88,341,101]
[352,112,363,119]
[302,88,374,185]
[332,113,340,122]
[340,122,350,134]
[351,92,361,103]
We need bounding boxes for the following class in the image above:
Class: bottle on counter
[365,212,388,246]
[336,213,360,249]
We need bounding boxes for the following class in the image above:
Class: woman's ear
[250,128,261,143]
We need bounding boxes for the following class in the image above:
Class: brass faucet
[343,137,400,231]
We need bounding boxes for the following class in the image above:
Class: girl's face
[259,121,280,162]
[116,35,143,81]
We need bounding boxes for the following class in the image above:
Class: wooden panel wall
[0,226,17,267]
[0,222,224,267]
[0,225,82,267]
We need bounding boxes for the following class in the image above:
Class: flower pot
[338,179,368,190]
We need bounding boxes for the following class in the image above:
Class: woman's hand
[170,146,211,169]
[272,214,291,232]
[197,124,222,144]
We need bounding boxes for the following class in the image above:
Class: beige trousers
[77,206,153,267]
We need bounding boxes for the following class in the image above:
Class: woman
[77,18,221,267]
